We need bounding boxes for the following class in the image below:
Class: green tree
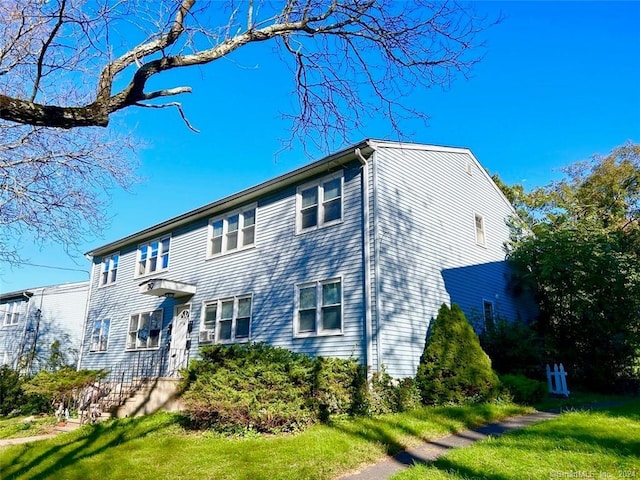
[507,143,640,392]
[416,303,499,405]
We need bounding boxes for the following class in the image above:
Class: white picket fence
[546,363,570,397]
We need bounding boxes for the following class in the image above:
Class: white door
[168,305,190,376]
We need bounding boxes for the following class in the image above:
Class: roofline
[87,140,375,257]
[0,280,90,300]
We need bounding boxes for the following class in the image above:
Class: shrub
[500,374,547,404]
[0,366,25,415]
[480,318,544,379]
[367,369,421,415]
[181,343,364,433]
[415,303,500,405]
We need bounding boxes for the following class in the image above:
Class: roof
[0,280,89,300]
[86,139,486,258]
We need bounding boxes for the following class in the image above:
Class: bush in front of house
[367,369,421,415]
[181,343,366,434]
[499,374,547,405]
[415,303,500,405]
[480,317,545,379]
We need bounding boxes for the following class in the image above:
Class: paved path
[337,411,559,480]
[0,421,83,448]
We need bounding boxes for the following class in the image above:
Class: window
[208,207,256,257]
[202,295,252,343]
[90,319,110,352]
[295,278,342,336]
[483,300,494,324]
[100,253,119,286]
[297,174,342,232]
[137,236,170,276]
[2,301,20,326]
[127,310,163,350]
[474,213,486,246]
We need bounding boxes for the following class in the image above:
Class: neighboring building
[0,281,89,373]
[78,140,535,380]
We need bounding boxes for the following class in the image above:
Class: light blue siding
[79,163,367,372]
[373,145,532,378]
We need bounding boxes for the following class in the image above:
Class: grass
[392,399,640,480]
[0,402,530,480]
[533,390,633,412]
[0,416,57,440]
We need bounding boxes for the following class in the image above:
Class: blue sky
[2,1,639,293]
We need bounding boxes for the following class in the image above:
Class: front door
[168,305,190,376]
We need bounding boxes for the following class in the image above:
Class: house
[77,140,535,383]
[0,281,89,374]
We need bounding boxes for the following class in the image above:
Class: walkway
[0,421,83,448]
[337,411,559,480]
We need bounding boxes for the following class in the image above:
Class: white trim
[296,171,344,234]
[125,308,164,351]
[98,252,119,287]
[201,294,253,344]
[135,235,171,279]
[294,276,344,338]
[206,203,257,259]
[474,212,487,247]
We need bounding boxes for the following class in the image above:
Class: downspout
[371,149,382,372]
[76,255,95,371]
[355,148,373,376]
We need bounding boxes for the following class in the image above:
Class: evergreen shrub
[500,374,546,404]
[415,303,500,405]
[181,343,364,433]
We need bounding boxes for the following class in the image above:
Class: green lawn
[0,416,57,440]
[392,400,640,480]
[0,402,529,480]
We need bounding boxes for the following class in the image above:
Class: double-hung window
[127,310,163,350]
[483,300,495,325]
[90,319,110,352]
[100,253,119,286]
[137,237,170,276]
[209,207,256,257]
[297,173,343,232]
[295,278,342,336]
[474,213,486,246]
[202,295,252,343]
[2,302,20,326]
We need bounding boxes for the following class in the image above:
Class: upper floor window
[127,309,163,350]
[483,300,495,325]
[137,236,170,277]
[2,301,20,326]
[474,213,486,246]
[201,295,252,344]
[90,318,110,352]
[297,173,343,233]
[295,278,342,337]
[208,207,256,257]
[100,253,119,286]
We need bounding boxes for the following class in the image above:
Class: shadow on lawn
[3,415,174,480]
[425,404,640,480]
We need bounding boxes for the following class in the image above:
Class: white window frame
[2,301,21,326]
[99,253,119,287]
[202,295,253,344]
[207,205,257,258]
[126,309,163,351]
[136,236,171,278]
[474,213,486,246]
[296,172,343,233]
[90,318,111,352]
[483,300,495,324]
[294,277,343,337]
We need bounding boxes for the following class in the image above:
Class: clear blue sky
[2,1,639,293]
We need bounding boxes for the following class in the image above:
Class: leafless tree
[0,0,492,262]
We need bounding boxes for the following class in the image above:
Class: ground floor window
[127,310,162,350]
[90,318,110,352]
[295,278,342,336]
[202,295,252,343]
